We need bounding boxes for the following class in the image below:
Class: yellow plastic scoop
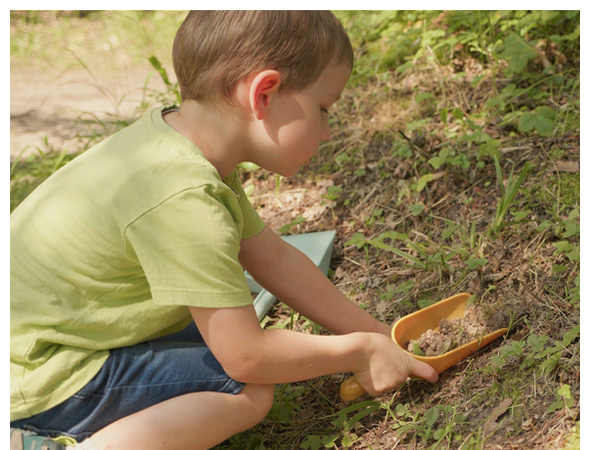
[340,293,509,401]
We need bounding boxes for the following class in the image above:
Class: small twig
[398,130,428,158]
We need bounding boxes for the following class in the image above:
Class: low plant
[490,157,531,233]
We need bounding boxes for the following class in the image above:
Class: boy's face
[254,62,351,177]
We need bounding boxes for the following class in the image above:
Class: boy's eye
[320,107,329,114]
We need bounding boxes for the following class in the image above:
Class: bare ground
[10,64,167,161]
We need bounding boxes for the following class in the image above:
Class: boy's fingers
[409,359,439,383]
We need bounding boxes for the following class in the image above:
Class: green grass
[10,11,186,74]
[560,422,580,450]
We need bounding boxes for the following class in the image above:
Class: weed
[490,156,531,233]
[279,215,307,234]
[561,422,580,450]
[268,384,309,425]
[10,144,82,211]
[147,56,181,106]
[518,106,556,137]
[547,384,574,416]
[490,326,579,377]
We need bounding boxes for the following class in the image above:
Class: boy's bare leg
[87,384,274,450]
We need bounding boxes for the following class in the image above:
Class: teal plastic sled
[245,230,336,320]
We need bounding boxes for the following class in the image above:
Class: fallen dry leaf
[554,161,579,173]
[483,398,513,434]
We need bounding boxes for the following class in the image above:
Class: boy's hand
[354,333,438,397]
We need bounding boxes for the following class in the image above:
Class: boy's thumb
[409,359,439,383]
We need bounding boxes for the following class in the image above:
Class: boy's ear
[249,70,281,120]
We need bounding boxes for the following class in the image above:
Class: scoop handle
[340,376,366,401]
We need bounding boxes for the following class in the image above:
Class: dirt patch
[407,303,510,357]
[10,65,167,162]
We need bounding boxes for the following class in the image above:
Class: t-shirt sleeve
[123,186,254,308]
[225,171,265,239]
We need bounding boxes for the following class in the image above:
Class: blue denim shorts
[10,323,244,441]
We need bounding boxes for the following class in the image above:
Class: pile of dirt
[407,303,511,357]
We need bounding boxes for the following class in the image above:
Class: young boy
[10,11,438,450]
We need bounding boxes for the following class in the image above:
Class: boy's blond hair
[173,11,353,103]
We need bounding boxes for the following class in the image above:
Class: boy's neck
[163,99,249,179]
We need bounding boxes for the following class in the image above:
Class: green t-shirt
[10,106,265,421]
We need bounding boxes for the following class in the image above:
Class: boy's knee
[252,383,275,421]
[241,384,275,425]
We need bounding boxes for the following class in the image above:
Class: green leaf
[409,204,425,216]
[518,107,556,136]
[492,159,531,230]
[346,405,379,430]
[470,74,486,87]
[557,384,572,400]
[323,185,343,201]
[322,435,339,447]
[418,299,434,309]
[395,403,409,417]
[534,107,556,136]
[566,245,579,262]
[416,92,433,103]
[498,33,538,73]
[485,95,506,111]
[396,60,414,74]
[465,258,487,270]
[149,56,172,87]
[548,384,574,413]
[553,240,572,256]
[518,112,537,132]
[429,156,445,170]
[407,118,431,132]
[452,108,464,120]
[378,231,408,241]
[415,173,437,192]
[344,232,366,249]
[537,220,553,232]
[300,435,323,450]
[243,183,255,197]
[433,429,446,440]
[279,215,306,234]
[561,326,580,347]
[479,139,501,159]
[527,334,549,353]
[541,353,560,374]
[365,239,426,268]
[536,106,557,120]
[424,406,439,427]
[245,433,267,450]
[341,434,358,447]
[511,209,529,221]
[562,221,580,238]
[412,342,426,356]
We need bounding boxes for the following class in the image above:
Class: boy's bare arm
[189,304,436,394]
[190,226,438,394]
[238,225,390,336]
